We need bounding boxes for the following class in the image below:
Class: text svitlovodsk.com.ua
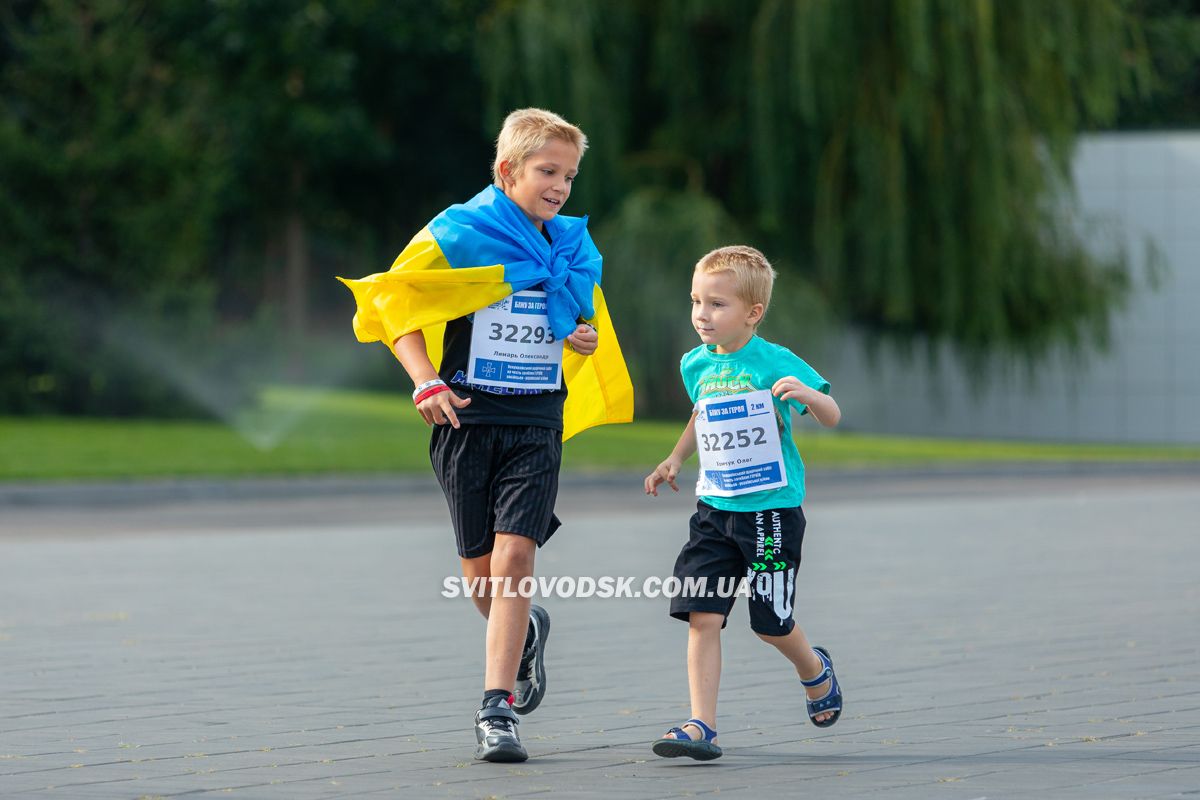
[441,575,756,600]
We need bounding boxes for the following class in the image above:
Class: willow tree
[479,0,1151,414]
[750,0,1150,352]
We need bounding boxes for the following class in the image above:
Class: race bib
[694,389,788,497]
[468,290,564,391]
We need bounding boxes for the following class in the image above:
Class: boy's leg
[490,426,562,715]
[663,503,743,741]
[429,425,543,760]
[755,627,834,723]
[461,546,549,715]
[666,611,724,741]
[472,532,535,764]
[461,552,492,618]
[740,505,837,724]
[483,532,536,692]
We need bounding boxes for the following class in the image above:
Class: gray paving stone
[2,472,1198,798]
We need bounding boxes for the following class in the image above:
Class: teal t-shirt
[680,335,829,512]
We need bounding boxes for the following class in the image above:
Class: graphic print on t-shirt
[694,367,787,432]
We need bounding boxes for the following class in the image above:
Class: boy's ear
[748,303,765,325]
[497,160,513,185]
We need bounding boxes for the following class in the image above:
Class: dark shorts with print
[669,500,806,636]
[429,423,563,559]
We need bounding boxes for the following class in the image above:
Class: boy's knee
[689,611,726,633]
[492,532,536,572]
[752,620,795,641]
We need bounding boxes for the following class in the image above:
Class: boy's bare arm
[803,391,841,427]
[393,330,440,384]
[393,331,471,428]
[644,411,699,496]
[771,377,842,428]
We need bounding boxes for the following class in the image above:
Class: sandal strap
[684,718,718,742]
[804,646,843,722]
[808,678,838,703]
[800,666,831,687]
[801,647,835,687]
[808,695,842,714]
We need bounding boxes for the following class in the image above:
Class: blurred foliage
[481,0,1156,384]
[0,0,1195,418]
[0,0,227,414]
[1120,0,1200,127]
[0,0,487,414]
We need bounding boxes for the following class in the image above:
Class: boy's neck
[714,331,755,355]
[500,186,545,231]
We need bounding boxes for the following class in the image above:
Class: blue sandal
[651,717,723,760]
[802,646,843,728]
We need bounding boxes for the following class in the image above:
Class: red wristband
[413,384,450,405]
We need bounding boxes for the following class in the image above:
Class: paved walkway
[2,472,1198,798]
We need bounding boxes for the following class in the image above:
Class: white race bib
[468,290,564,391]
[694,389,788,497]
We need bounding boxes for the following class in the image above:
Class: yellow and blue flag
[338,186,633,440]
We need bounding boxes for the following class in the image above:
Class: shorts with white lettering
[669,500,805,636]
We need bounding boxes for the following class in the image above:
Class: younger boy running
[644,245,843,760]
[340,109,632,762]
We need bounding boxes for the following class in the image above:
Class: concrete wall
[820,133,1200,445]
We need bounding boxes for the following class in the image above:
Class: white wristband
[412,379,446,401]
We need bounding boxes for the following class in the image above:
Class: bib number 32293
[694,389,788,497]
[468,290,563,391]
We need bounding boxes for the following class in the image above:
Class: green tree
[750,0,1149,353]
[1118,0,1200,127]
[171,0,490,362]
[0,0,488,414]
[0,0,227,414]
[481,0,1153,415]
[2,0,1176,421]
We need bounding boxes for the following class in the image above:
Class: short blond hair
[695,245,777,321]
[492,108,588,186]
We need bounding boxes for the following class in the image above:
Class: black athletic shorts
[669,500,806,636]
[429,423,563,558]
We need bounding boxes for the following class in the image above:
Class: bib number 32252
[468,290,563,391]
[694,389,788,497]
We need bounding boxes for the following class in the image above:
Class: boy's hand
[565,324,598,356]
[644,457,683,496]
[418,390,471,428]
[772,376,817,406]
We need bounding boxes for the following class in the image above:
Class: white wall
[819,133,1200,445]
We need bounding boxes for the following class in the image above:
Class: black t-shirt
[436,225,566,431]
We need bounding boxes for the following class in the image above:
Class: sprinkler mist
[103,316,372,451]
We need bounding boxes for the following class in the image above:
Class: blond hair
[695,245,777,322]
[492,108,588,186]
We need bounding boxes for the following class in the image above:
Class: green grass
[2,386,1198,481]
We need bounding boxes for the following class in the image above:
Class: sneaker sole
[474,741,529,762]
[513,605,550,716]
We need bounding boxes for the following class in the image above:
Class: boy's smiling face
[499,138,581,230]
[691,270,763,354]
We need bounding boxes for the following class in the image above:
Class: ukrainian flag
[338,186,634,440]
